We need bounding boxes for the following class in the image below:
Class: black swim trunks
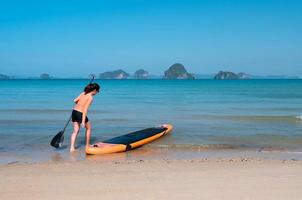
[71,110,89,124]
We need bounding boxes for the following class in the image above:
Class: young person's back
[74,92,93,113]
[70,83,100,152]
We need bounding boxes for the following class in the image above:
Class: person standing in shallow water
[70,83,100,152]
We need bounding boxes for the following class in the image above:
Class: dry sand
[1,158,302,200]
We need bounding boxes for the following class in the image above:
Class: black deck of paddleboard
[104,127,167,145]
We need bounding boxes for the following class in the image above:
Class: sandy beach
[1,158,302,200]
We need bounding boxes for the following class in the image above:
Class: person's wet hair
[84,83,100,94]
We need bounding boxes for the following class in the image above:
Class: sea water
[0,79,302,163]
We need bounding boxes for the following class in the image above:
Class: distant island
[99,69,130,79]
[134,69,149,79]
[213,71,299,80]
[97,63,195,80]
[2,63,301,80]
[214,71,251,80]
[164,63,195,79]
[0,74,10,79]
[40,73,51,79]
[99,69,150,79]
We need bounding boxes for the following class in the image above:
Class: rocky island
[99,69,130,79]
[237,73,251,79]
[0,74,10,79]
[214,71,250,80]
[134,69,149,79]
[164,63,195,79]
[40,73,51,79]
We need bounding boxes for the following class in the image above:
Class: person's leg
[85,121,91,146]
[70,122,80,152]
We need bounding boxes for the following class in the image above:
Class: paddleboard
[86,124,173,155]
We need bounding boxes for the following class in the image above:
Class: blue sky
[0,0,301,77]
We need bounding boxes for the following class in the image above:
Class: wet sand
[1,158,302,200]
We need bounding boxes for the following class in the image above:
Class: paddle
[50,74,96,148]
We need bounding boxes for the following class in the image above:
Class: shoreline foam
[2,147,302,165]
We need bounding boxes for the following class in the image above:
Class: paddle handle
[62,115,72,132]
[89,74,95,84]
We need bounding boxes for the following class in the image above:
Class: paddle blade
[50,131,65,148]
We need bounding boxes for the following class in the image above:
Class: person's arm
[74,93,84,104]
[81,97,92,127]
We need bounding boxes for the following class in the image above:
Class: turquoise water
[1,79,302,163]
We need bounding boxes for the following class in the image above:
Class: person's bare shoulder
[74,92,85,103]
